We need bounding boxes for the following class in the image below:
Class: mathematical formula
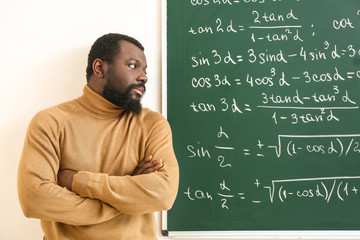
[191,44,360,67]
[187,127,360,165]
[184,176,360,210]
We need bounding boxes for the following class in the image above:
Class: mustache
[129,83,146,93]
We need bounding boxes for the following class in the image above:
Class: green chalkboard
[165,0,360,235]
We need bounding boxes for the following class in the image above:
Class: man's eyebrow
[129,58,140,62]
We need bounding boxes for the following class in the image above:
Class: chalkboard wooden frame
[161,0,360,238]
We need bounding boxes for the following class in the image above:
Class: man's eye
[129,64,136,69]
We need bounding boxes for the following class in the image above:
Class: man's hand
[58,169,78,191]
[57,156,162,190]
[132,155,163,176]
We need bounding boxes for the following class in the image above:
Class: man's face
[103,40,148,114]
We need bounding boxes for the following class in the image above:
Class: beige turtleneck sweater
[17,85,179,240]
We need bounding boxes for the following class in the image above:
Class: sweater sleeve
[71,112,179,215]
[17,111,121,226]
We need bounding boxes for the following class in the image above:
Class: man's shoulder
[138,108,167,125]
[136,108,173,138]
[135,108,172,134]
[30,100,79,129]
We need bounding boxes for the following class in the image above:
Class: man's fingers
[132,159,163,176]
[142,160,163,174]
[136,155,153,168]
[58,169,77,190]
[141,159,162,171]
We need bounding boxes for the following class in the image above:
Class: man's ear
[92,58,107,78]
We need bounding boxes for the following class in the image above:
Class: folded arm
[70,113,179,215]
[17,112,121,226]
[58,155,163,190]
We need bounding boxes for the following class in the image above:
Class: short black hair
[86,33,144,81]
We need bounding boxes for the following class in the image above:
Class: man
[17,33,179,239]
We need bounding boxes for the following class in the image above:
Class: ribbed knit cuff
[72,171,102,198]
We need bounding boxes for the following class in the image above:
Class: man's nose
[137,72,148,84]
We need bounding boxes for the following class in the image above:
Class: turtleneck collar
[75,85,125,118]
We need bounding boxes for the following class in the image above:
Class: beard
[103,81,146,114]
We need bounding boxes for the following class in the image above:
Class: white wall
[0,0,166,239]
